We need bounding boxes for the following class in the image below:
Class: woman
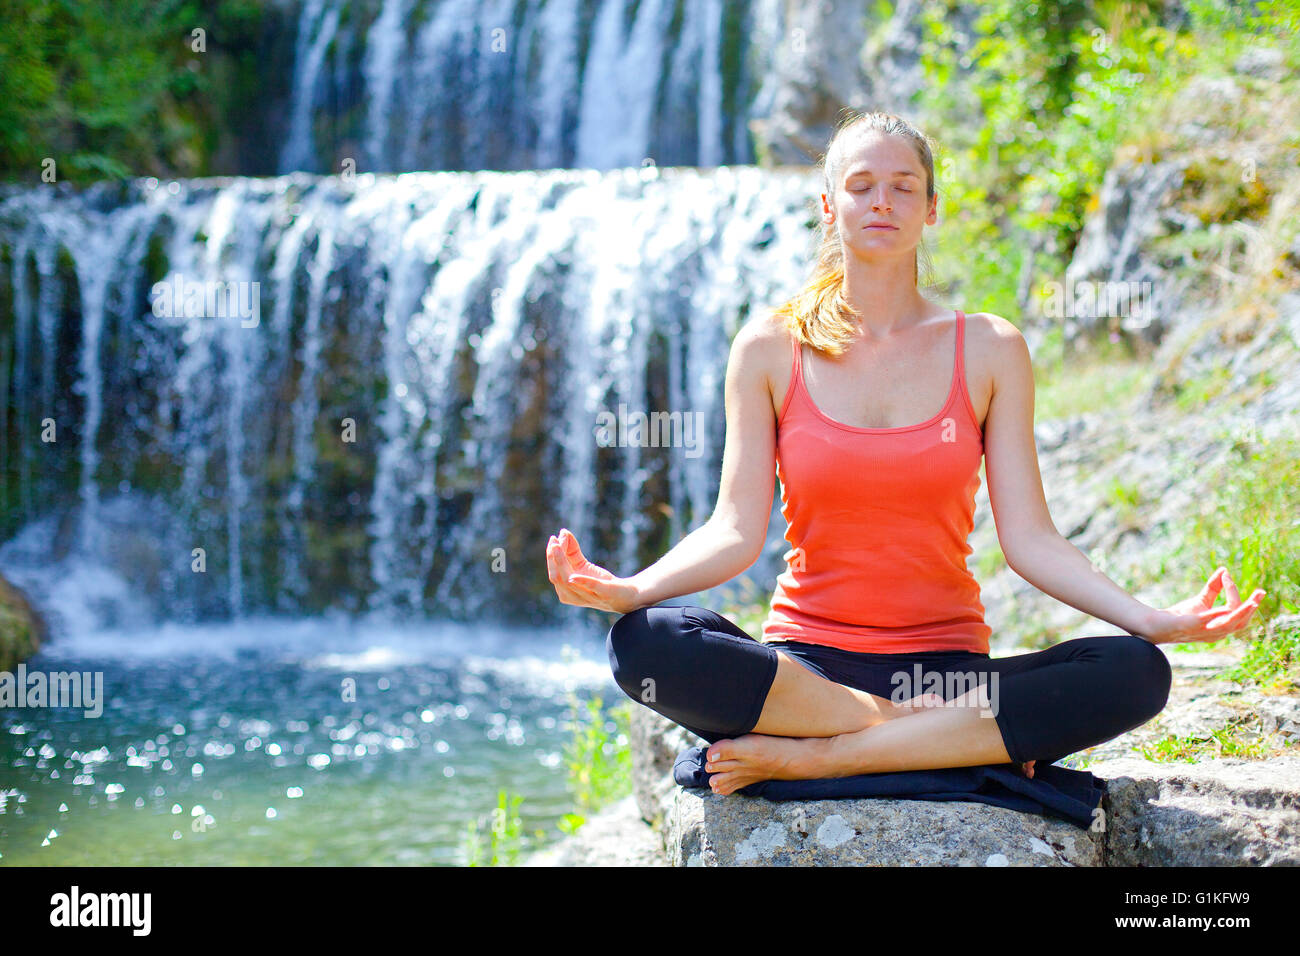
[544,111,1265,797]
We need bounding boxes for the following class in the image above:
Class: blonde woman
[546,111,1264,796]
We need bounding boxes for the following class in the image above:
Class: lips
[865,223,898,230]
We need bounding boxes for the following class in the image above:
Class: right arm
[625,317,779,608]
[546,315,781,614]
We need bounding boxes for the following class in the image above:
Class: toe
[707,740,734,763]
[710,770,741,795]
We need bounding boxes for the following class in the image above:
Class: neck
[839,252,931,340]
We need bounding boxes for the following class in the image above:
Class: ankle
[823,726,880,778]
[794,735,840,779]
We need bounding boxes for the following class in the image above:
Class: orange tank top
[760,309,993,654]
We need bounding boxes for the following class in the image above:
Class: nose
[871,186,891,212]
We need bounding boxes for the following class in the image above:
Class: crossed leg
[706,676,1019,794]
[607,605,1171,796]
[705,631,1172,794]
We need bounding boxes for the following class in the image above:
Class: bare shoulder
[734,306,791,351]
[966,310,1023,344]
[966,311,1032,378]
[729,308,791,407]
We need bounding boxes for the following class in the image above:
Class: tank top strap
[953,309,981,432]
[778,326,802,424]
[954,309,966,379]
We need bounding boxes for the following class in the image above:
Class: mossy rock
[0,572,44,672]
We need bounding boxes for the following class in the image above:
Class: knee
[606,606,673,696]
[1109,634,1173,719]
[606,608,646,680]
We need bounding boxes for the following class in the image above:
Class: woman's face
[822,130,936,263]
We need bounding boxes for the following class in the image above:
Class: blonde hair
[776,110,938,357]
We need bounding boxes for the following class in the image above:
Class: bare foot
[704,734,825,796]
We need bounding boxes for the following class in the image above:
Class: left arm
[1000,533,1159,638]
[980,315,1159,639]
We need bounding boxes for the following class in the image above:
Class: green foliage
[457,687,635,864]
[0,0,271,181]
[974,543,1007,580]
[1032,351,1153,422]
[561,691,633,830]
[461,788,527,867]
[1172,364,1234,412]
[1132,434,1300,687]
[1180,436,1300,618]
[1229,624,1300,693]
[915,0,1297,320]
[918,0,1164,313]
[1138,724,1295,762]
[1105,477,1141,513]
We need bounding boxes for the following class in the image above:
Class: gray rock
[1281,292,1300,347]
[1152,695,1244,739]
[630,703,706,829]
[1091,755,1300,866]
[632,692,1300,866]
[746,0,977,165]
[1233,47,1287,81]
[664,786,1103,866]
[1054,158,1188,348]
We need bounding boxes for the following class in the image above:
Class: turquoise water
[0,617,617,865]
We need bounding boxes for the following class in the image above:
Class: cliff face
[747,0,977,164]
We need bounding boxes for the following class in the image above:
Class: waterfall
[280,0,343,175]
[362,0,412,170]
[0,166,816,629]
[277,0,757,174]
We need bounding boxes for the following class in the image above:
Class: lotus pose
[545,111,1264,796]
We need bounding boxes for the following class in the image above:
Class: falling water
[276,0,759,174]
[280,0,343,175]
[0,166,816,629]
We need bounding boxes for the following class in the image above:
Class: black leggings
[606,604,1173,766]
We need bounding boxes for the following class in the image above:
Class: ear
[925,191,938,226]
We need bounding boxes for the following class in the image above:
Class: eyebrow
[844,169,921,179]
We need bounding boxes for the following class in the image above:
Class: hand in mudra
[545,528,642,614]
[1145,567,1266,645]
